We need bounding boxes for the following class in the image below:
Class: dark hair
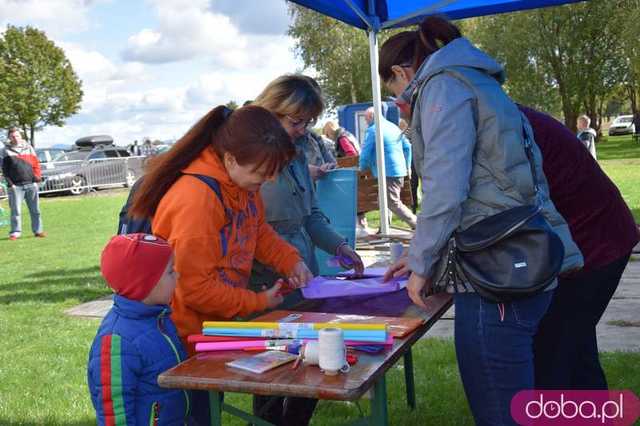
[130,105,295,218]
[379,31,417,82]
[379,17,461,81]
[413,16,461,70]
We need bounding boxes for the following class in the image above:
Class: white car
[608,115,636,136]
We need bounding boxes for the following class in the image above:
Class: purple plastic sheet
[301,275,407,299]
[298,267,413,317]
[307,291,414,317]
[301,267,407,299]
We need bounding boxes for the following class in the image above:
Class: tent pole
[368,29,390,235]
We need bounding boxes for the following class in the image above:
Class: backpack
[577,130,595,150]
[335,128,360,157]
[117,173,230,253]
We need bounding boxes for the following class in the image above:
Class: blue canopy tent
[289,0,585,234]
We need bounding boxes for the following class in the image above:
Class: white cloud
[184,35,301,108]
[30,0,307,148]
[122,0,247,66]
[211,0,290,35]
[0,0,93,36]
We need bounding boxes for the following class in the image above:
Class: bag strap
[413,67,543,205]
[186,173,233,257]
[520,120,543,209]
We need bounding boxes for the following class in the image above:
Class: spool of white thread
[318,328,350,375]
[302,341,320,365]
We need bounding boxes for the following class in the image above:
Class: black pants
[190,389,222,426]
[533,253,631,389]
[410,163,419,214]
[252,395,318,426]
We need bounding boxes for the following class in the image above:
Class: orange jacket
[152,147,301,348]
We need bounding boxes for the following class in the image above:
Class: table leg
[404,348,416,410]
[209,391,223,426]
[370,375,388,426]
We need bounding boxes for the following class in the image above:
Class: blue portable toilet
[314,168,358,276]
[337,101,399,144]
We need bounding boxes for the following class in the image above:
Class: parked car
[36,148,69,170]
[40,141,143,195]
[608,115,636,136]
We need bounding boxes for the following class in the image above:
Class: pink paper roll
[196,340,271,352]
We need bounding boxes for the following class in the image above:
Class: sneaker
[34,232,47,238]
[9,233,20,240]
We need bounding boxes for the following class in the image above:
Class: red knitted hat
[100,233,173,301]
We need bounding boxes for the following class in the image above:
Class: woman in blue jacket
[250,74,364,426]
[251,75,364,290]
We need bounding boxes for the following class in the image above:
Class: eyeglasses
[285,115,316,130]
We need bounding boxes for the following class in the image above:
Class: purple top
[521,106,639,270]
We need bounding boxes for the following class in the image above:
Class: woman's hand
[309,163,335,181]
[407,272,432,310]
[320,162,336,173]
[308,165,323,181]
[288,261,313,288]
[262,281,284,309]
[336,243,365,275]
[383,255,410,282]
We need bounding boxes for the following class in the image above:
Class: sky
[0,0,305,148]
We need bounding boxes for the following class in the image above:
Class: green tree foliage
[225,100,239,110]
[287,6,423,109]
[619,0,640,124]
[0,25,83,146]
[468,1,629,132]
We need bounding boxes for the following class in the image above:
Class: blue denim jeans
[454,291,553,426]
[8,183,42,235]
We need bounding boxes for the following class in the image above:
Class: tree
[225,100,239,110]
[0,25,83,146]
[619,0,640,128]
[288,6,427,109]
[468,1,629,133]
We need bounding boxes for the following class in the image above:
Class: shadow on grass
[23,266,101,279]
[597,136,640,161]
[0,270,108,305]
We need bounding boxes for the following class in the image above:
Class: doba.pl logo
[511,390,640,425]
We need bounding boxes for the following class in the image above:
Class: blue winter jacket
[87,295,190,425]
[359,118,412,178]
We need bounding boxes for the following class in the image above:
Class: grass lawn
[0,135,639,425]
[598,135,640,221]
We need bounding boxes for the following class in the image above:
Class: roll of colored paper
[202,327,388,343]
[202,321,387,331]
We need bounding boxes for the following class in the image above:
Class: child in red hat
[87,233,190,425]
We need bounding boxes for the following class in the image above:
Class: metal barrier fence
[0,156,143,198]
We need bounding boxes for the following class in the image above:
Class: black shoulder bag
[432,125,565,303]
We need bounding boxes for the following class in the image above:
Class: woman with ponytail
[130,105,314,424]
[379,17,583,426]
[131,105,313,345]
